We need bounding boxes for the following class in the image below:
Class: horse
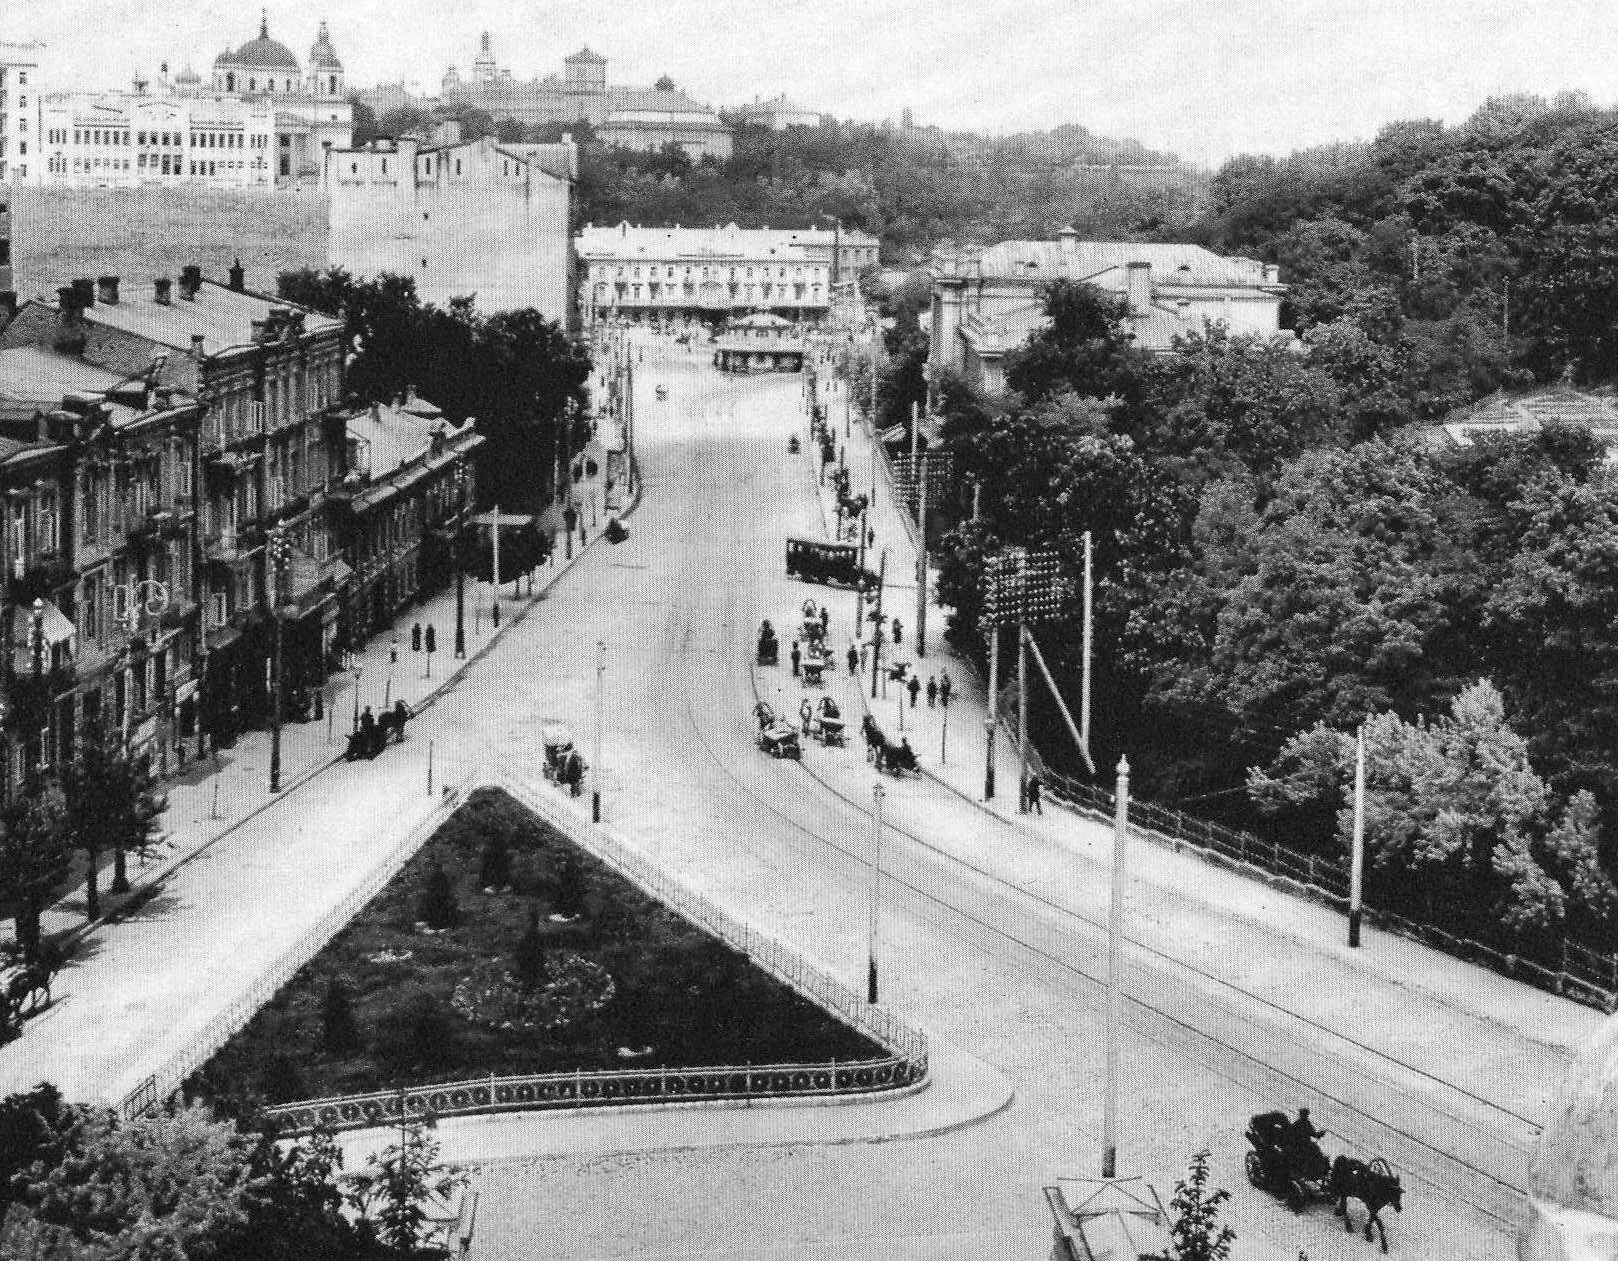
[862,714,885,766]
[1329,1156,1403,1252]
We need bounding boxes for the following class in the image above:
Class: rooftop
[82,278,341,356]
[577,222,876,259]
[944,238,1277,289]
[215,17,301,71]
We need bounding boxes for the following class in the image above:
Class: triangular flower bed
[188,788,889,1120]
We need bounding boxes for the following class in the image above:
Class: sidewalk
[785,376,1597,1107]
[0,459,618,1091]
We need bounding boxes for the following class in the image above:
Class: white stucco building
[928,230,1286,394]
[327,134,576,321]
[36,18,351,189]
[576,222,880,328]
[0,43,42,186]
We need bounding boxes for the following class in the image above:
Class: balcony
[8,549,75,604]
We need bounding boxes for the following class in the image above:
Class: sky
[6,0,1618,164]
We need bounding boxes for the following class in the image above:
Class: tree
[1002,279,1147,408]
[7,1101,260,1257]
[513,908,547,994]
[62,724,168,920]
[654,74,676,91]
[0,785,68,963]
[343,1117,465,1255]
[1248,680,1617,942]
[320,977,359,1054]
[1150,1149,1236,1261]
[0,1085,78,1211]
[416,861,458,930]
[477,829,512,890]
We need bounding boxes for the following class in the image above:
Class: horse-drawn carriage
[345,702,413,762]
[757,620,779,667]
[800,696,846,746]
[801,648,828,686]
[861,715,919,776]
[542,723,588,796]
[753,702,802,759]
[1245,1111,1403,1252]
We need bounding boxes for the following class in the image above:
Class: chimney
[154,277,173,305]
[1263,263,1280,284]
[73,277,95,308]
[250,318,267,342]
[97,275,120,305]
[55,286,88,355]
[1125,260,1152,316]
[179,264,203,299]
[1057,226,1078,254]
[190,333,206,357]
[228,258,245,292]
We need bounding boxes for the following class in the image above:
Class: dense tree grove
[277,269,592,514]
[0,1084,458,1259]
[920,255,1618,952]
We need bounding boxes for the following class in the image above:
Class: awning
[13,599,76,648]
[878,424,907,443]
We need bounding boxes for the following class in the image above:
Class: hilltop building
[327,133,577,321]
[429,34,732,161]
[576,222,879,328]
[36,17,350,188]
[738,95,821,131]
[0,43,42,185]
[928,230,1285,393]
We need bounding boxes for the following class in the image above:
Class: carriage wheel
[1369,1157,1393,1180]
[1244,1152,1264,1189]
[1286,1180,1309,1213]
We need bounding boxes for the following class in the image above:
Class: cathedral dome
[308,19,342,70]
[219,16,301,72]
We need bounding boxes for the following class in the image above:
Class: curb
[28,470,644,961]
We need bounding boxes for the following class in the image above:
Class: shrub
[417,861,459,929]
[320,977,359,1054]
[513,910,547,994]
[478,831,512,891]
[377,991,457,1069]
[552,854,586,918]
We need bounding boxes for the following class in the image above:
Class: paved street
[3,329,1592,1259]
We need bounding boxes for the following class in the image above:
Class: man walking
[926,675,938,708]
[892,618,903,646]
[1027,773,1043,814]
[939,670,952,707]
[790,641,801,677]
[907,674,921,708]
[847,644,859,676]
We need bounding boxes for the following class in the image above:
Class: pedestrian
[907,674,920,708]
[1027,773,1043,815]
[939,670,952,707]
[800,698,813,735]
[847,644,859,676]
[927,675,938,707]
[892,618,903,646]
[867,525,875,548]
[359,705,376,736]
[790,641,801,677]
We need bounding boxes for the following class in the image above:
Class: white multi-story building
[0,42,42,185]
[576,222,880,328]
[738,94,822,131]
[40,88,275,187]
[36,16,350,189]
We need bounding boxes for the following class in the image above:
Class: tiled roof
[83,279,340,355]
[1436,387,1618,458]
[0,346,131,402]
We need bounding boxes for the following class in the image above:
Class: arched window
[329,76,337,94]
[249,78,256,91]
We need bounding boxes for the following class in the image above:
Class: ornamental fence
[120,774,478,1120]
[846,382,1618,1013]
[264,1057,922,1136]
[1036,762,1618,1013]
[242,773,927,1135]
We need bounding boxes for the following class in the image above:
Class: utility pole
[984,622,998,801]
[268,529,287,793]
[1350,725,1366,948]
[868,781,884,1003]
[593,640,605,824]
[1017,600,1029,812]
[1081,531,1093,757]
[1102,756,1130,1180]
[869,549,888,701]
[491,506,502,628]
[915,454,928,658]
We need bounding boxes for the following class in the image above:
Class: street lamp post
[268,528,290,794]
[1102,756,1130,1179]
[593,640,605,824]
